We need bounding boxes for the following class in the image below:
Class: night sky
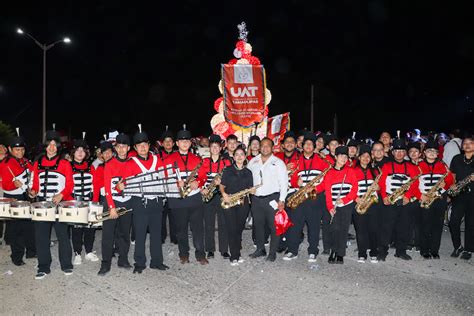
[1,1,473,144]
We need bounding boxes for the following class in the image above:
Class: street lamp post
[16,28,71,142]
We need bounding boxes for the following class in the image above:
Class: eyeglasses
[425,149,438,154]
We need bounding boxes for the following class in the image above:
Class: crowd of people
[0,125,472,280]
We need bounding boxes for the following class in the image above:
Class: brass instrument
[447,173,473,197]
[202,170,224,203]
[355,169,382,214]
[388,168,422,205]
[420,171,448,209]
[221,184,262,209]
[180,160,203,198]
[287,165,332,209]
[91,207,132,223]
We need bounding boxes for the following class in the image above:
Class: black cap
[325,134,339,144]
[392,138,407,150]
[73,139,88,149]
[209,134,222,144]
[424,139,438,150]
[282,131,297,142]
[10,136,26,148]
[347,138,359,147]
[133,124,149,145]
[303,131,317,144]
[248,135,261,144]
[297,129,307,137]
[160,126,174,141]
[100,141,113,152]
[45,130,61,145]
[407,142,421,151]
[358,144,371,156]
[116,133,130,146]
[177,124,192,140]
[335,145,349,156]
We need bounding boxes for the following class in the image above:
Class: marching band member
[247,135,261,161]
[377,137,421,261]
[353,144,379,263]
[199,134,231,259]
[70,134,100,265]
[379,131,392,157]
[223,134,239,163]
[98,134,132,276]
[247,138,288,262]
[407,142,422,252]
[119,125,169,273]
[219,146,254,265]
[284,132,329,262]
[165,125,208,265]
[448,136,474,260]
[325,135,339,165]
[158,126,177,244]
[315,134,326,155]
[417,139,454,259]
[408,142,422,165]
[30,129,74,280]
[0,129,36,265]
[324,146,358,264]
[347,132,359,167]
[371,141,390,169]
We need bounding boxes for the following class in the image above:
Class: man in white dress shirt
[247,138,288,261]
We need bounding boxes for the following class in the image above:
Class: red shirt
[290,153,331,193]
[71,160,99,202]
[379,160,421,200]
[198,156,231,187]
[31,155,73,201]
[418,160,454,196]
[353,166,378,198]
[164,151,205,188]
[323,166,358,210]
[104,156,131,209]
[0,156,33,195]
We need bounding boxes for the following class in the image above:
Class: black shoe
[328,251,336,264]
[13,260,26,266]
[98,265,111,276]
[322,249,330,255]
[431,253,440,259]
[277,246,287,254]
[207,252,214,259]
[171,239,178,245]
[265,253,276,262]
[249,249,266,258]
[460,251,472,260]
[118,262,133,269]
[389,242,396,249]
[376,253,387,262]
[422,253,432,259]
[133,266,145,274]
[395,253,412,260]
[221,252,230,259]
[150,264,169,270]
[336,256,344,264]
[450,246,464,258]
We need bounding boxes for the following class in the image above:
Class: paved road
[0,226,472,315]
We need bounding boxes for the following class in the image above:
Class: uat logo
[230,86,258,97]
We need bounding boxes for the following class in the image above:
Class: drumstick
[7,166,17,180]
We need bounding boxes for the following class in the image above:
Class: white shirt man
[247,154,288,202]
[443,137,462,167]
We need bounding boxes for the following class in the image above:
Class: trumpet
[91,207,133,223]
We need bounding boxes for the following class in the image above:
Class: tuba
[179,160,203,198]
[287,166,332,209]
[356,169,382,214]
[202,170,224,203]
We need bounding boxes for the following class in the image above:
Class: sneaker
[283,252,298,261]
[73,254,82,266]
[451,246,464,258]
[370,257,378,263]
[85,252,99,262]
[460,251,472,260]
[238,258,245,263]
[63,269,73,276]
[230,260,239,266]
[264,242,270,247]
[308,254,317,263]
[131,240,135,245]
[221,252,231,259]
[207,251,214,259]
[35,272,48,280]
[357,257,366,263]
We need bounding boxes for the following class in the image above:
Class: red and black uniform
[101,156,132,268]
[198,156,231,255]
[353,165,379,259]
[377,160,421,259]
[0,156,36,264]
[285,153,330,257]
[417,160,454,256]
[70,160,99,257]
[275,151,300,195]
[31,154,74,274]
[323,166,358,258]
[157,149,176,244]
[164,151,206,260]
[122,153,166,269]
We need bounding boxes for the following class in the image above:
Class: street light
[16,27,71,142]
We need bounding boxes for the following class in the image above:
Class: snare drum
[0,198,15,219]
[58,201,89,225]
[31,201,57,222]
[88,202,104,228]
[10,201,32,219]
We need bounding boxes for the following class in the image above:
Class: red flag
[267,113,290,151]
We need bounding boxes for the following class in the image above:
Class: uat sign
[222,64,266,128]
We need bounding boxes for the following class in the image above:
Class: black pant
[251,193,279,255]
[173,204,205,260]
[450,193,474,252]
[8,220,36,263]
[378,202,417,256]
[419,198,447,255]
[35,221,72,273]
[328,204,353,257]
[162,201,177,242]
[72,227,96,254]
[130,197,164,268]
[223,203,249,261]
[287,196,323,256]
[204,197,229,253]
[353,201,379,258]
[101,200,132,266]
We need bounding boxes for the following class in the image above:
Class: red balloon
[214,97,223,112]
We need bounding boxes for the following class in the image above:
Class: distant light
[17,28,24,34]
[63,37,71,43]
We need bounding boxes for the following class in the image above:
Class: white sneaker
[370,257,378,263]
[63,269,73,276]
[264,242,270,247]
[238,258,245,263]
[73,254,82,265]
[85,252,99,262]
[308,254,317,263]
[283,252,298,261]
[131,240,136,245]
[230,260,239,266]
[35,272,48,280]
[357,257,366,263]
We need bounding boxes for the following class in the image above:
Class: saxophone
[202,170,224,203]
[221,184,262,209]
[180,160,203,198]
[420,171,449,209]
[355,169,382,214]
[447,173,473,197]
[388,168,422,205]
[287,166,332,209]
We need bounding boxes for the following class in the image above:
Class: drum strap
[131,155,158,174]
